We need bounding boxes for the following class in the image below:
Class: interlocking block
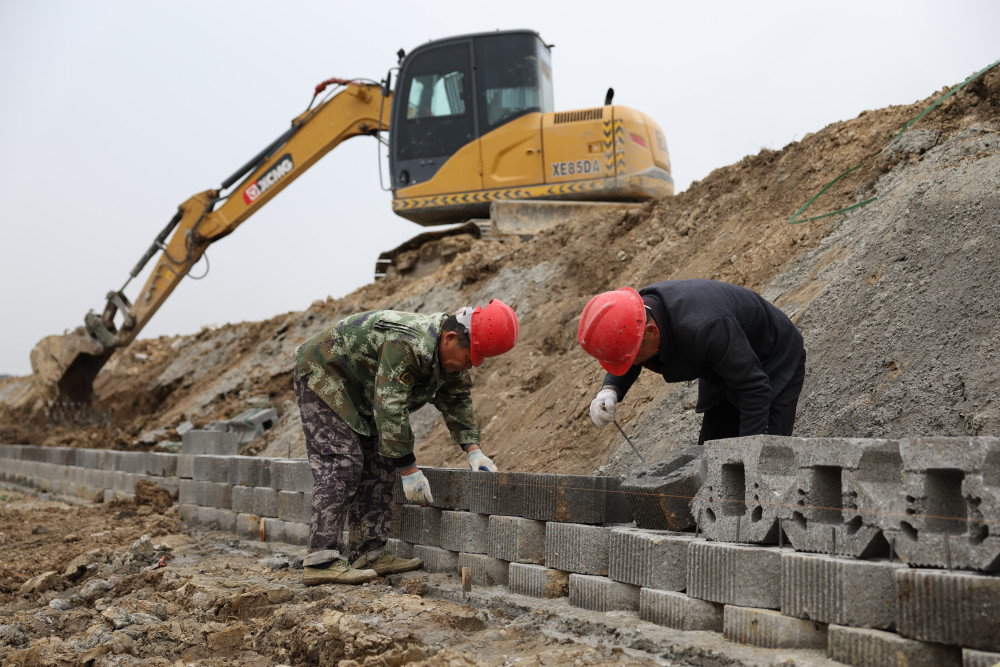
[518,473,630,524]
[609,527,694,591]
[621,445,706,530]
[391,467,470,510]
[465,471,506,515]
[508,563,568,598]
[270,458,313,493]
[235,513,264,540]
[386,538,414,559]
[177,454,195,479]
[193,455,231,482]
[231,485,254,514]
[568,574,640,612]
[196,481,232,509]
[283,521,308,546]
[781,438,897,558]
[178,503,198,523]
[884,437,1000,571]
[414,545,458,573]
[228,456,272,487]
[178,479,199,505]
[724,606,827,650]
[693,435,803,543]
[262,517,286,544]
[963,649,1000,667]
[896,568,1000,652]
[545,523,610,575]
[827,625,961,667]
[440,511,489,554]
[458,552,509,586]
[277,490,311,523]
[181,430,241,456]
[487,515,546,564]
[781,552,904,630]
[687,540,783,609]
[639,589,723,631]
[399,505,442,546]
[252,486,279,518]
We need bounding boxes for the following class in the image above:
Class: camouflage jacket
[295,310,479,461]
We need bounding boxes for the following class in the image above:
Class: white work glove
[401,469,433,505]
[467,448,498,472]
[589,388,618,428]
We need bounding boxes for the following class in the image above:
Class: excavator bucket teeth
[30,328,111,404]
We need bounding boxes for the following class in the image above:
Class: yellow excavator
[31,29,673,404]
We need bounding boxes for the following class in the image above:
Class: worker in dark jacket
[578,280,806,444]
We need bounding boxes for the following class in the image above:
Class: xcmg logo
[243,154,294,204]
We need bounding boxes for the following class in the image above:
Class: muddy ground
[1,65,999,665]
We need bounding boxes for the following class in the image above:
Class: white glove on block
[467,448,498,472]
[589,387,618,428]
[401,469,433,505]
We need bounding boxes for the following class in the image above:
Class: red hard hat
[470,299,519,366]
[577,287,646,375]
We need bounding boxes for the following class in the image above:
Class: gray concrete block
[277,491,311,524]
[178,479,199,505]
[782,438,896,558]
[440,511,489,554]
[545,523,610,576]
[693,435,802,543]
[508,563,568,599]
[414,545,458,573]
[407,467,470,510]
[639,588,723,631]
[963,649,1000,667]
[781,551,903,630]
[487,515,546,564]
[231,485,254,514]
[568,573,640,612]
[466,470,503,515]
[235,513,264,540]
[400,505,442,546]
[283,521,308,546]
[518,473,624,524]
[193,455,230,482]
[263,517,286,543]
[458,552,509,587]
[387,538,414,559]
[896,568,1000,652]
[724,606,827,650]
[146,453,177,477]
[621,446,706,530]
[177,454,195,479]
[228,456,272,488]
[884,437,1000,571]
[687,540,783,609]
[828,625,962,667]
[182,430,241,456]
[609,527,693,591]
[270,459,313,493]
[388,503,403,539]
[195,481,232,509]
[252,486,279,518]
[178,503,199,523]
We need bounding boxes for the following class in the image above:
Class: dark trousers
[697,352,807,445]
[294,369,396,561]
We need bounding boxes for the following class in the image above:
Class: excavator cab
[390,31,554,224]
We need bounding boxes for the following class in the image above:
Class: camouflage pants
[294,368,396,562]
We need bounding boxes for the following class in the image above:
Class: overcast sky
[1,1,997,376]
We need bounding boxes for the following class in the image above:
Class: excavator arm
[33,80,391,403]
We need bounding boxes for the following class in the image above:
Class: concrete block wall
[3,438,999,661]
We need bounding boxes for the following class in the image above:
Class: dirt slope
[1,67,998,479]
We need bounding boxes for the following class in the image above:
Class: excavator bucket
[30,328,112,404]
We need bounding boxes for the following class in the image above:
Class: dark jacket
[602,279,804,435]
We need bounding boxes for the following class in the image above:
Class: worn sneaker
[302,558,377,586]
[352,552,423,576]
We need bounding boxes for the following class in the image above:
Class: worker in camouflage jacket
[294,301,518,585]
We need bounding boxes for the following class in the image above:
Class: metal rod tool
[612,419,646,463]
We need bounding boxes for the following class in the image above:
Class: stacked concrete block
[386,538,414,559]
[211,406,278,446]
[391,467,470,510]
[568,574,640,612]
[609,527,693,591]
[884,437,1000,571]
[440,511,489,553]
[414,545,458,573]
[177,455,195,479]
[545,522,610,576]
[724,606,827,649]
[235,513,264,540]
[196,481,232,509]
[687,540,783,609]
[277,491,311,523]
[692,435,802,544]
[781,552,904,630]
[399,505,442,546]
[228,456,271,488]
[508,563,568,599]
[181,430,241,456]
[827,625,962,667]
[895,568,1000,652]
[518,473,626,524]
[781,438,896,558]
[620,445,706,530]
[269,459,312,492]
[458,552,509,586]
[231,485,254,514]
[252,486,279,518]
[639,589,723,631]
[487,515,546,564]
[465,471,507,516]
[963,649,1000,667]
